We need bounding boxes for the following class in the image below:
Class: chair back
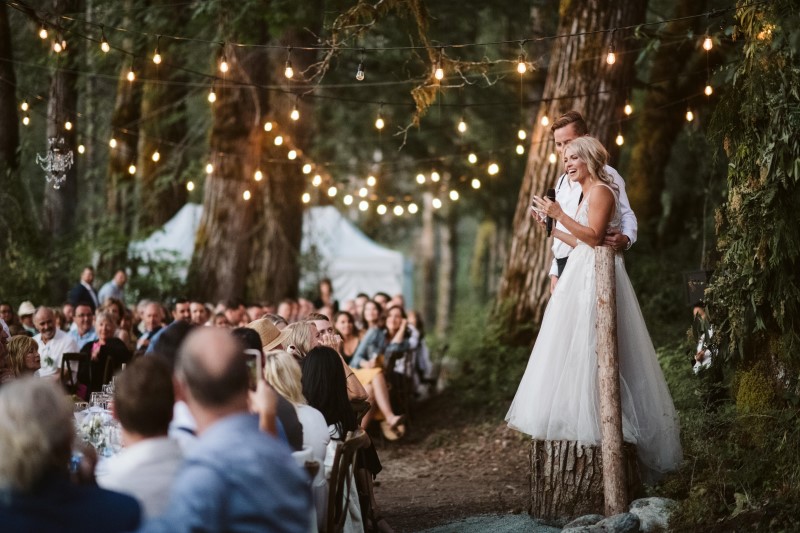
[60,352,87,393]
[326,428,370,533]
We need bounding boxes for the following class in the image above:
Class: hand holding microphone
[545,188,556,237]
[531,190,562,237]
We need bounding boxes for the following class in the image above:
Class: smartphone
[244,348,263,390]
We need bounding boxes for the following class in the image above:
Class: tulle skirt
[505,244,683,482]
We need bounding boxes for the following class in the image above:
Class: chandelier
[36,136,74,189]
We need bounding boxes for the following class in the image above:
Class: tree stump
[529,439,642,521]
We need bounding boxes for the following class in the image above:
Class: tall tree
[498,0,647,326]
[0,2,19,170]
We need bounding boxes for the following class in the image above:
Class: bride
[505,136,682,482]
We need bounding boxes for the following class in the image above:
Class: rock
[628,497,677,532]
[563,514,605,528]
[562,512,640,533]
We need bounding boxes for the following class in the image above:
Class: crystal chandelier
[36,136,74,189]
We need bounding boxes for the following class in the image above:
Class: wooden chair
[350,398,371,426]
[60,352,88,394]
[326,428,370,533]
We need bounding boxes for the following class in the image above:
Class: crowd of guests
[0,269,435,532]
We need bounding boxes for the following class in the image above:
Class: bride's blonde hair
[565,136,614,187]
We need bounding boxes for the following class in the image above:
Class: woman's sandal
[380,420,401,441]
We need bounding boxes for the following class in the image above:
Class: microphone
[545,188,556,237]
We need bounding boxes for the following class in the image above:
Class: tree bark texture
[435,202,457,337]
[0,2,19,170]
[417,191,437,329]
[625,0,711,232]
[498,0,646,326]
[595,246,626,516]
[529,439,641,521]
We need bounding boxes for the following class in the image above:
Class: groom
[541,111,638,293]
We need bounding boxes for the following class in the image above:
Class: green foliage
[735,363,777,414]
[707,0,800,366]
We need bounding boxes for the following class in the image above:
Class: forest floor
[370,391,538,532]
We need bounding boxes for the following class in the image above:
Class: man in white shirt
[543,111,638,293]
[33,307,79,379]
[98,357,183,519]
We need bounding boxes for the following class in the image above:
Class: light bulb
[39,26,48,39]
[344,194,354,206]
[327,186,337,197]
[408,203,419,214]
[686,109,694,122]
[358,187,368,197]
[151,150,160,162]
[128,164,136,175]
[288,150,297,160]
[548,152,557,164]
[22,116,30,126]
[109,138,118,148]
[205,163,213,174]
[274,135,283,146]
[606,47,616,65]
[186,181,195,191]
[127,69,135,82]
[377,204,387,215]
[153,50,161,64]
[312,175,322,187]
[290,107,300,121]
[53,41,63,53]
[263,121,273,131]
[20,100,29,111]
[207,89,217,103]
[540,115,549,127]
[356,63,365,81]
[430,171,440,183]
[302,164,312,174]
[358,200,369,211]
[449,190,459,201]
[471,178,481,189]
[393,205,404,216]
[434,63,444,81]
[704,84,713,96]
[516,144,525,155]
[468,153,477,164]
[64,121,72,130]
[254,170,263,181]
[457,118,467,133]
[375,116,384,130]
[302,192,311,204]
[518,129,527,140]
[100,39,110,53]
[219,59,229,73]
[432,198,442,209]
[488,162,499,175]
[77,144,85,154]
[416,173,426,184]
[624,103,633,115]
[284,61,294,79]
[615,134,624,146]
[367,175,377,187]
[702,37,713,51]
[517,55,527,74]
[243,190,251,201]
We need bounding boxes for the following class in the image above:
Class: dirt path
[371,393,532,532]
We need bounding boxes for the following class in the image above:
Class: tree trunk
[435,195,458,337]
[625,0,711,233]
[417,191,437,328]
[498,0,646,326]
[529,440,641,521]
[0,1,19,170]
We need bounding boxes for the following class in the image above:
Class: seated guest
[263,313,289,330]
[78,311,132,394]
[189,301,209,326]
[0,302,18,331]
[5,336,41,379]
[17,301,38,335]
[0,378,141,531]
[263,349,330,525]
[98,358,183,519]
[0,319,12,385]
[101,298,131,348]
[139,328,311,532]
[361,299,383,334]
[32,306,79,381]
[373,292,390,309]
[70,302,98,349]
[136,302,164,352]
[284,321,321,360]
[61,302,74,331]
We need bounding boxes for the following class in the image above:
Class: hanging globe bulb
[100,38,110,53]
[393,205,404,216]
[434,62,444,81]
[302,192,311,204]
[367,175,377,187]
[356,63,365,81]
[312,175,322,187]
[128,164,136,175]
[205,163,213,174]
[53,41,63,53]
[408,203,419,214]
[517,55,527,74]
[287,150,297,160]
[186,181,195,191]
[358,200,369,211]
[449,190,459,201]
[302,164,312,174]
[375,115,385,130]
[22,116,30,126]
[548,152,557,164]
[704,84,713,96]
[153,49,162,64]
[290,107,300,121]
[358,187,368,198]
[64,121,72,131]
[344,194,354,206]
[702,37,713,51]
[471,178,481,189]
[207,88,217,103]
[518,129,527,140]
[263,121,273,132]
[686,109,695,122]
[432,198,442,209]
[152,150,160,162]
[416,173,426,184]
[39,26,48,40]
[77,144,85,154]
[430,171,440,183]
[243,190,251,201]
[274,135,283,146]
[457,118,467,133]
[488,162,499,175]
[468,153,478,164]
[615,134,624,146]
[327,186,338,197]
[624,102,633,115]
[606,46,616,65]
[516,144,525,155]
[20,100,29,112]
[109,137,118,148]
[377,204,387,215]
[540,115,549,127]
[284,61,294,79]
[254,170,263,181]
[219,59,229,73]
[127,69,135,82]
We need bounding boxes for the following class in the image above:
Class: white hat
[17,301,36,316]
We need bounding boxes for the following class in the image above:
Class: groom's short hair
[551,111,588,136]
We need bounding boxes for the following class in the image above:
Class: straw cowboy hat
[247,318,291,351]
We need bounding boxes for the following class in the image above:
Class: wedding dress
[505,183,682,482]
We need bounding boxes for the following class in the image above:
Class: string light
[377,204,387,215]
[151,150,160,162]
[356,49,365,81]
[327,186,338,197]
[704,84,713,96]
[408,203,419,214]
[274,135,283,146]
[287,149,297,160]
[432,198,442,209]
[548,153,557,164]
[219,49,229,73]
[457,117,467,133]
[702,36,713,51]
[434,49,444,81]
[243,190,251,201]
[290,103,300,121]
[358,187,368,197]
[540,115,549,127]
[449,190,459,201]
[263,121,273,132]
[518,129,527,140]
[358,200,369,211]
[517,54,527,74]
[53,41,63,53]
[109,137,117,148]
[430,171,440,183]
[467,153,478,164]
[126,67,135,82]
[516,144,525,155]
[615,133,624,146]
[77,144,85,154]
[606,44,616,65]
[624,102,633,115]
[302,192,311,204]
[375,113,384,130]
[38,25,48,40]
[20,100,29,112]
[284,47,294,79]
[205,163,213,174]
[393,205,404,216]
[471,178,481,189]
[207,86,217,103]
[488,162,499,175]
[344,194,354,206]
[100,29,110,53]
[312,175,322,187]
[153,48,162,64]
[186,181,195,191]
[22,115,30,126]
[128,164,136,175]
[416,173,426,184]
[64,121,72,130]
[367,175,377,187]
[254,170,263,181]
[302,164,312,174]
[685,109,694,122]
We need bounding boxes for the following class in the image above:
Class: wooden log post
[595,245,627,516]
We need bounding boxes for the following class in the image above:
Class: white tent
[130,203,405,301]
